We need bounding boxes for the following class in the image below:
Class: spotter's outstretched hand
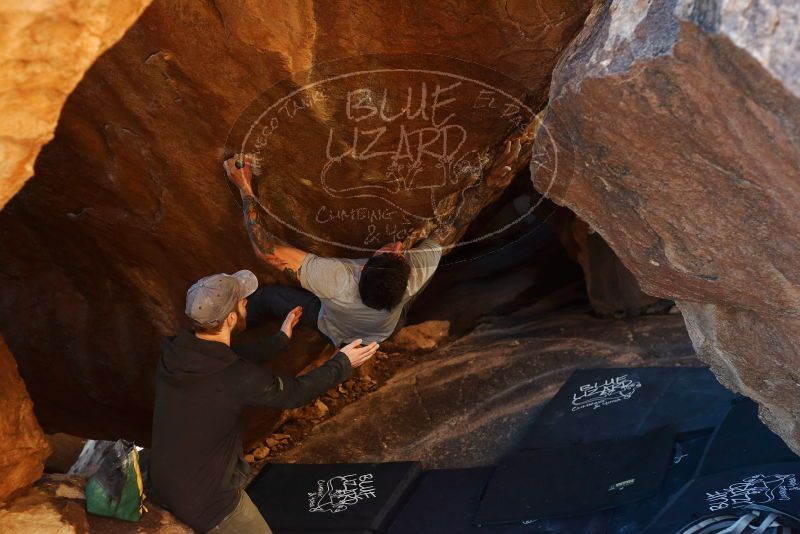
[280,306,303,339]
[339,339,379,368]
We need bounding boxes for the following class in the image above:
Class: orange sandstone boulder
[533,0,800,449]
[0,335,50,503]
[0,0,153,209]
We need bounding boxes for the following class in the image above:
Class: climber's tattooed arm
[429,191,488,246]
[430,137,525,246]
[243,195,277,258]
[240,195,307,286]
[430,220,457,245]
[225,155,308,285]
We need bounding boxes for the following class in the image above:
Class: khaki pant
[206,490,272,534]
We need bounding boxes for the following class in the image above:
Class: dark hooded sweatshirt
[150,330,352,532]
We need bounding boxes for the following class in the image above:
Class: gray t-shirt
[299,239,443,346]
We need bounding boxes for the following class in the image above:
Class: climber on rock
[223,137,523,348]
[149,271,378,534]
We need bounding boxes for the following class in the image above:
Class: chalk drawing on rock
[225,54,548,253]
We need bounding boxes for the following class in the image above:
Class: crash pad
[518,367,737,450]
[386,467,610,533]
[644,462,800,534]
[476,426,675,525]
[247,462,421,532]
[698,400,799,477]
[608,430,713,533]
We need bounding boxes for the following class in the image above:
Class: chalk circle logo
[225,54,563,265]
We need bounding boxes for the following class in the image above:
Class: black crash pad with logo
[518,367,737,450]
[608,430,713,533]
[476,426,675,526]
[644,462,800,534]
[698,400,799,478]
[386,467,610,534]
[247,462,421,533]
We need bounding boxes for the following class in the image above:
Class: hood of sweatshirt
[159,330,238,382]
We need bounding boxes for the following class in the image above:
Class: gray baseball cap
[185,270,258,325]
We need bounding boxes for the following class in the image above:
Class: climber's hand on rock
[506,138,523,163]
[224,155,254,196]
[339,339,379,368]
[486,139,522,185]
[430,219,457,245]
[280,306,303,339]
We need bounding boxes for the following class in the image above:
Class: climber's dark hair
[359,253,411,311]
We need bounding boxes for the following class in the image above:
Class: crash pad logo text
[706,473,800,511]
[308,473,376,513]
[571,375,642,412]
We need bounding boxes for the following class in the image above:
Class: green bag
[85,440,146,522]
